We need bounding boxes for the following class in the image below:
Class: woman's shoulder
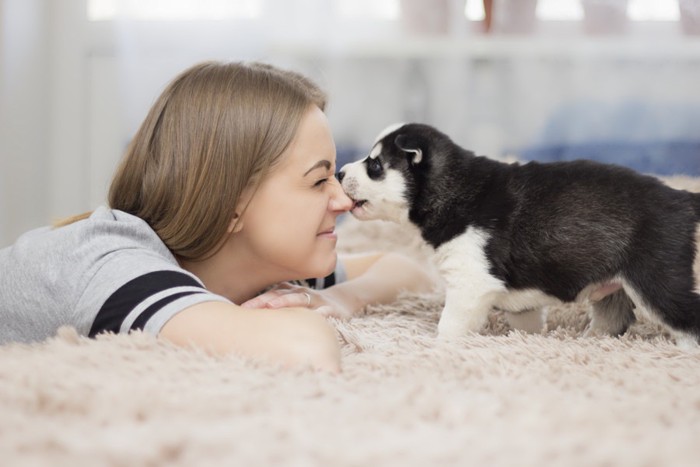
[3,206,180,291]
[87,206,172,254]
[76,207,185,285]
[8,206,165,251]
[55,206,177,263]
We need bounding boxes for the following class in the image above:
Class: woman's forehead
[278,108,336,171]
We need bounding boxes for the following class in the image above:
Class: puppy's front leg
[437,287,497,340]
[433,228,506,340]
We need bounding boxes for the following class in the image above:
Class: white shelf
[268,36,700,61]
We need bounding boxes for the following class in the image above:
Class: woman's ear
[229,186,255,234]
[228,214,244,234]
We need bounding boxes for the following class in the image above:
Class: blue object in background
[514,100,700,176]
[336,144,366,172]
[519,141,700,176]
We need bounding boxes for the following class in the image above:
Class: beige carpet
[2,176,700,466]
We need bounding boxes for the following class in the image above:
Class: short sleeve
[88,269,231,338]
[0,206,232,344]
[72,208,232,339]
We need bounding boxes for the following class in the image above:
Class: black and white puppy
[338,123,700,346]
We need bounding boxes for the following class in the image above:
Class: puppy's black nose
[336,170,345,183]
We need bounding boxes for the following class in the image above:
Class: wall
[0,0,50,246]
[2,0,700,247]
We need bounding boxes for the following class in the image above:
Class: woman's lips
[317,226,336,238]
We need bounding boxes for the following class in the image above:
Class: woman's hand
[241,252,439,321]
[240,282,314,309]
[240,282,354,320]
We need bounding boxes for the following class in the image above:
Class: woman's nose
[329,178,353,212]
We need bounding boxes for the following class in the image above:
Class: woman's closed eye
[313,177,329,188]
[313,167,336,188]
[304,160,336,189]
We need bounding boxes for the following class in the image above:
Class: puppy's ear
[394,134,423,165]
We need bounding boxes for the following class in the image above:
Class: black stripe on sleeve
[89,270,203,338]
[129,290,204,332]
[323,272,336,288]
[303,271,336,290]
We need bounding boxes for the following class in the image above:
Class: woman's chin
[306,255,337,280]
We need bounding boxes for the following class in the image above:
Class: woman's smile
[317,225,337,239]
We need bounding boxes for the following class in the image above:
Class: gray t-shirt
[0,206,345,344]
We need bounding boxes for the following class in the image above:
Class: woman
[0,61,434,372]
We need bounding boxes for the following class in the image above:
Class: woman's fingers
[313,305,335,317]
[241,285,349,319]
[239,283,294,308]
[241,289,314,309]
[313,304,351,320]
[240,293,273,309]
[266,292,312,309]
[240,298,261,308]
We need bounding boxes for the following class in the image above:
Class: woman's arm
[320,252,439,319]
[158,302,341,372]
[242,252,440,320]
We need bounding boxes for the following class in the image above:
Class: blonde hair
[102,61,326,260]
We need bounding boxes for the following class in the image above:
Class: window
[87,0,262,21]
[627,0,679,21]
[465,0,681,22]
[537,0,584,21]
[336,0,398,20]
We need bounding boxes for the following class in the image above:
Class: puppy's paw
[436,307,487,341]
[672,331,700,351]
[436,323,466,342]
[582,324,605,338]
[583,318,619,338]
[583,315,628,338]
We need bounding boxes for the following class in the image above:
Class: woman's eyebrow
[303,160,332,176]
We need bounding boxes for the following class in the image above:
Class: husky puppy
[338,123,700,346]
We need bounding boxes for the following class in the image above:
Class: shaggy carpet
[1,176,700,466]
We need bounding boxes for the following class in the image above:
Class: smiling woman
[0,61,437,372]
[178,104,351,300]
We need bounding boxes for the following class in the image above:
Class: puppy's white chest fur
[432,227,555,337]
[436,228,563,310]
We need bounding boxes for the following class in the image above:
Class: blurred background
[1,0,700,247]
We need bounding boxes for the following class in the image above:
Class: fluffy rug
[2,176,700,466]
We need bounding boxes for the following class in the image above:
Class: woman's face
[235,105,353,281]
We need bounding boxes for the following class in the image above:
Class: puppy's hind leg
[584,289,636,337]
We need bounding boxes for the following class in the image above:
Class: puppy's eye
[367,158,383,179]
